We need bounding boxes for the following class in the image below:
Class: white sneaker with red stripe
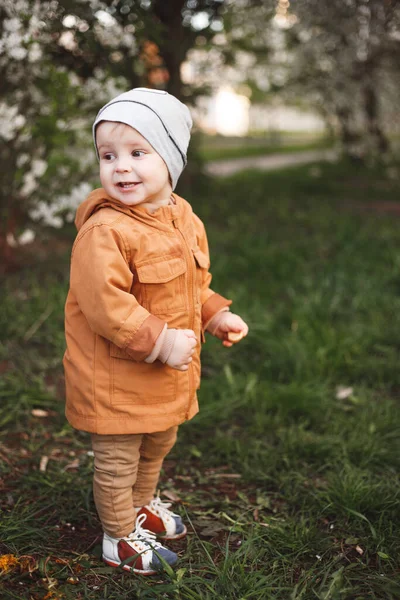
[102,513,178,575]
[136,496,187,540]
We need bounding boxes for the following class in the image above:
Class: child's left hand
[207,312,249,348]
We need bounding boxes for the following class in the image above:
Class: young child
[63,88,248,575]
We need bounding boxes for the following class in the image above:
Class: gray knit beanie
[93,87,192,189]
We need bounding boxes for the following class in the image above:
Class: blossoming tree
[0,0,232,268]
[0,0,145,267]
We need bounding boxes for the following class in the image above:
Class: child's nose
[115,157,132,172]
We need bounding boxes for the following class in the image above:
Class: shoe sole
[158,524,187,540]
[103,556,157,576]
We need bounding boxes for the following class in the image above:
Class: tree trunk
[152,0,193,100]
[335,104,364,162]
[363,78,390,155]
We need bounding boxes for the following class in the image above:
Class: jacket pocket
[109,343,177,404]
[192,247,210,299]
[192,248,210,270]
[136,255,187,314]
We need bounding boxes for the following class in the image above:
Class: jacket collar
[75,188,188,233]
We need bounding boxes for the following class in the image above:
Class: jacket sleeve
[70,223,165,361]
[192,214,232,331]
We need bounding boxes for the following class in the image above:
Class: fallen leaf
[64,459,80,470]
[162,489,181,502]
[40,456,49,472]
[31,409,49,418]
[42,592,65,600]
[54,558,70,565]
[336,386,353,400]
[355,545,364,555]
[0,554,19,573]
[19,555,36,573]
[45,576,58,590]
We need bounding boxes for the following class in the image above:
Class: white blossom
[28,43,42,62]
[14,114,26,129]
[17,153,30,168]
[0,103,25,141]
[29,182,92,226]
[8,45,28,60]
[18,229,36,245]
[121,32,136,48]
[4,18,21,32]
[31,159,47,178]
[11,0,30,11]
[1,0,136,233]
[68,72,81,87]
[59,31,76,51]
[47,215,63,228]
[20,172,38,197]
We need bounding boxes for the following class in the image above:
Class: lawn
[1,160,400,599]
[197,132,332,162]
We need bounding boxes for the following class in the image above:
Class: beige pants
[91,426,178,538]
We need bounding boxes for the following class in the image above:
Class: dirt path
[205,148,339,176]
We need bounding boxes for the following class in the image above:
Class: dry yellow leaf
[0,554,19,573]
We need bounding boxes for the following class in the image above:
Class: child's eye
[132,150,145,158]
[102,153,115,161]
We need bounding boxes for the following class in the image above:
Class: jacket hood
[74,188,185,232]
[75,189,134,231]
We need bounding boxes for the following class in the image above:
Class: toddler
[63,88,248,575]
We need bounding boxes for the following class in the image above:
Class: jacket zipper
[172,218,195,418]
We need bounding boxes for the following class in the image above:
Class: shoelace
[148,496,180,521]
[127,513,162,549]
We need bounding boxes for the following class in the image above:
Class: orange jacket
[63,189,231,434]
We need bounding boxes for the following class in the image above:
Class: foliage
[280,0,400,161]
[0,0,137,266]
[1,161,400,597]
[200,0,400,162]
[2,0,400,263]
[0,0,228,268]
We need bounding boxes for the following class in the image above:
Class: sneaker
[136,496,187,540]
[102,513,178,575]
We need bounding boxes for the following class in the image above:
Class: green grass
[1,160,400,598]
[198,132,332,162]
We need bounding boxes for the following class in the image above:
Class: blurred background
[2,2,400,597]
[1,0,399,265]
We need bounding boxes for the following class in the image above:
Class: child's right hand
[166,329,198,371]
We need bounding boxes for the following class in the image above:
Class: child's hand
[166,329,198,371]
[207,312,248,348]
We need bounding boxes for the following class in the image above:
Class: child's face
[96,122,172,208]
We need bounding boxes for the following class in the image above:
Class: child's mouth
[117,182,140,190]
